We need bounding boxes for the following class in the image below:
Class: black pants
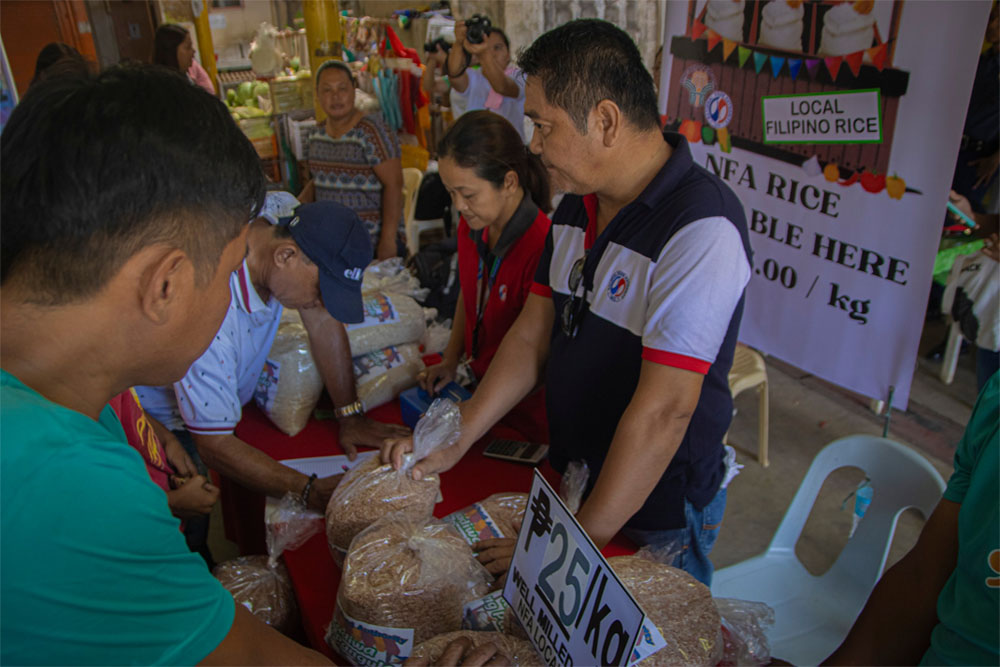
[172,429,215,569]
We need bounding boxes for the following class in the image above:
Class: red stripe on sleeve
[642,348,711,374]
[530,282,553,298]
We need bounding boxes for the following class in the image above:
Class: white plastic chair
[402,167,424,256]
[711,435,945,666]
[725,344,769,467]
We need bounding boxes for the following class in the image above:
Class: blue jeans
[622,487,727,587]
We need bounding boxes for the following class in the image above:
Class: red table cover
[229,393,636,658]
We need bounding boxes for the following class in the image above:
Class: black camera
[464,14,492,45]
[424,36,452,54]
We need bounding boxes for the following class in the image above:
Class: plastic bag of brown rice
[607,555,723,666]
[324,454,439,564]
[254,310,324,436]
[442,492,527,546]
[505,555,723,665]
[325,399,461,562]
[346,291,426,357]
[213,555,299,635]
[211,492,321,636]
[325,514,491,665]
[353,343,424,411]
[408,631,540,666]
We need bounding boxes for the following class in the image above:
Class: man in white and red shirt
[138,197,408,526]
[388,19,750,586]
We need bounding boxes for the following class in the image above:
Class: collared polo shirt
[531,133,752,530]
[137,260,284,435]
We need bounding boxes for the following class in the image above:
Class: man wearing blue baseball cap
[138,198,409,536]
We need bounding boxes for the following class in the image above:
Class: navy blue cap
[277,201,373,324]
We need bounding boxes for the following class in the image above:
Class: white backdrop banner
[660,0,990,407]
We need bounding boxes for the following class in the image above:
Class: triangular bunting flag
[845,50,864,77]
[738,46,752,68]
[691,19,707,40]
[805,58,821,78]
[722,38,738,61]
[706,30,723,52]
[867,42,887,71]
[770,55,785,78]
[753,51,768,74]
[788,58,802,80]
[824,56,843,81]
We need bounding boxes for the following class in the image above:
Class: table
[228,397,637,658]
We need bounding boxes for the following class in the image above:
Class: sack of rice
[346,291,426,357]
[254,310,324,436]
[326,514,491,665]
[354,343,424,411]
[408,631,540,666]
[361,258,429,302]
[608,555,723,666]
[442,492,527,545]
[213,555,298,635]
[325,399,461,561]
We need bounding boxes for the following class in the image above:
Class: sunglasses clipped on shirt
[561,251,589,339]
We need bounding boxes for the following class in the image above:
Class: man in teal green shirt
[1,66,329,664]
[828,372,999,665]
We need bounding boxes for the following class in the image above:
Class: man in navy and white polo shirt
[387,19,750,585]
[138,198,409,527]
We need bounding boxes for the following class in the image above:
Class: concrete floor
[209,317,981,580]
[716,317,978,575]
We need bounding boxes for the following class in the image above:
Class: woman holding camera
[419,111,550,442]
[446,17,527,141]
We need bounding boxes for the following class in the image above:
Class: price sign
[503,471,648,666]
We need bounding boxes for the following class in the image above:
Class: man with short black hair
[387,19,751,586]
[1,65,329,664]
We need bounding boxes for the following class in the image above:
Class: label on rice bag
[462,589,509,632]
[346,293,400,331]
[352,346,407,382]
[443,503,505,545]
[253,359,281,413]
[327,604,415,667]
[630,621,669,666]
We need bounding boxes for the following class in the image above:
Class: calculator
[483,438,549,465]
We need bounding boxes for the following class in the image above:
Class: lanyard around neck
[472,251,502,359]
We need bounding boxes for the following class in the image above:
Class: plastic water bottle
[849,480,874,538]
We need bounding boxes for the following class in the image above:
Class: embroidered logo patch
[607,270,630,302]
[498,284,508,302]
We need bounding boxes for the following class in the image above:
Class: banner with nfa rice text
[660,0,990,407]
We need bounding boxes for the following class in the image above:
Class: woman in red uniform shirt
[419,110,552,443]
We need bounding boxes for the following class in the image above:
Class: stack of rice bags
[326,400,502,664]
[255,260,428,435]
[348,259,428,411]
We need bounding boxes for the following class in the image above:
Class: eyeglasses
[561,253,588,338]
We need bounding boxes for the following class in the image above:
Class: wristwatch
[333,399,364,419]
